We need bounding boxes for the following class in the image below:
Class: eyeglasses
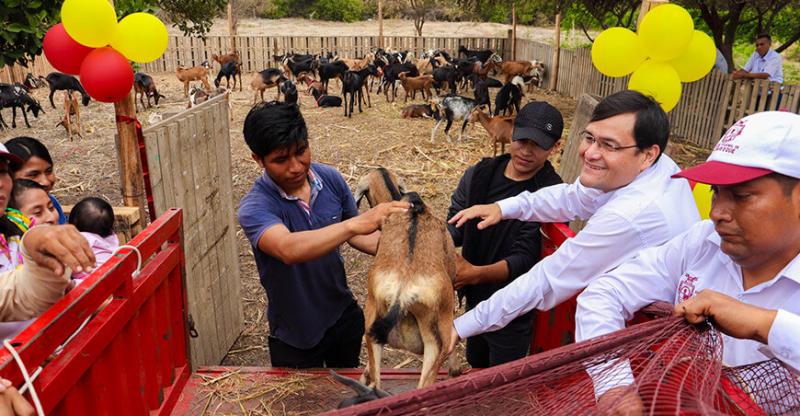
[581,132,639,153]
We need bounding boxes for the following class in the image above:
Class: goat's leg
[75,103,82,138]
[357,90,363,113]
[430,119,443,144]
[414,313,444,389]
[49,89,57,109]
[184,82,189,98]
[21,106,31,128]
[10,106,17,128]
[361,300,383,388]
[458,117,470,142]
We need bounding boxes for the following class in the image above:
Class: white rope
[111,245,142,278]
[3,339,44,416]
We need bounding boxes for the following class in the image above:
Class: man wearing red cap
[576,111,800,411]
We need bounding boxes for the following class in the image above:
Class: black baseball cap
[511,102,564,150]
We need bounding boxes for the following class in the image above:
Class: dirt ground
[0,19,711,373]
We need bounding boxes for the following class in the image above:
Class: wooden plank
[144,128,166,216]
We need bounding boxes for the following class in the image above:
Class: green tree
[0,0,61,68]
[1,0,228,68]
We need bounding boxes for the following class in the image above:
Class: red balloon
[80,47,134,103]
[42,23,94,75]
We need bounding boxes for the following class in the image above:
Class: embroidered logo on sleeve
[677,274,699,302]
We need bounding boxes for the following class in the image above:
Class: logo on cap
[545,123,552,131]
[714,119,745,154]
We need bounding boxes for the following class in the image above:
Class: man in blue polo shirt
[238,102,409,368]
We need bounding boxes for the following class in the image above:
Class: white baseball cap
[674,111,800,185]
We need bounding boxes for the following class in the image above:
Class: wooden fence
[139,34,511,74]
[4,33,799,148]
[141,93,242,367]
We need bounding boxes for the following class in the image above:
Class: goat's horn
[329,370,373,395]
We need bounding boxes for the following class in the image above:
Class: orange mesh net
[326,305,800,416]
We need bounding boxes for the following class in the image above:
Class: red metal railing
[0,208,189,415]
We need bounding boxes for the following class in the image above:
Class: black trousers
[268,301,365,368]
[465,310,533,369]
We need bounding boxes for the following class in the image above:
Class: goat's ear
[354,174,371,208]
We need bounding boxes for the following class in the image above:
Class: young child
[68,197,119,280]
[8,179,59,228]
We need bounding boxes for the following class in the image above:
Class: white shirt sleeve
[743,52,757,72]
[575,229,690,343]
[497,179,607,223]
[764,53,784,83]
[767,309,800,372]
[455,212,647,339]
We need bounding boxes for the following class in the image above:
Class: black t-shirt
[447,155,563,308]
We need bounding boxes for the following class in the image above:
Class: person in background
[732,33,783,84]
[714,48,728,74]
[5,137,67,225]
[9,179,59,227]
[68,197,119,280]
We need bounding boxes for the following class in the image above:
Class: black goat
[0,83,44,129]
[432,66,459,95]
[356,64,380,108]
[494,76,525,116]
[458,46,495,64]
[45,73,90,109]
[134,72,166,111]
[473,77,492,114]
[342,71,364,117]
[318,60,349,92]
[280,80,298,105]
[310,86,342,107]
[285,55,318,80]
[214,60,242,91]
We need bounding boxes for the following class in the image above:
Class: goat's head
[25,98,44,118]
[490,53,503,63]
[429,99,442,121]
[354,168,406,208]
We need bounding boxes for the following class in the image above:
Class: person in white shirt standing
[732,33,783,84]
[576,111,800,412]
[447,90,700,353]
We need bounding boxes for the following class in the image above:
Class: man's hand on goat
[448,203,502,230]
[348,201,410,235]
[447,324,461,355]
[0,378,35,416]
[453,253,478,290]
[595,386,644,416]
[25,225,96,276]
[674,290,777,344]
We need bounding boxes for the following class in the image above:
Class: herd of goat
[0,45,545,154]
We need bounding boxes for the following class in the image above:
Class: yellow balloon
[638,4,694,62]
[628,60,682,112]
[112,13,169,63]
[668,31,717,82]
[692,182,713,220]
[591,27,646,77]
[61,0,117,48]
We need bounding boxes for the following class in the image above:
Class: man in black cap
[446,102,564,368]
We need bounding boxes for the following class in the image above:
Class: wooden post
[110,0,147,225]
[637,0,669,29]
[228,1,237,52]
[378,0,384,49]
[114,91,148,226]
[506,29,513,60]
[550,10,561,91]
[511,2,517,60]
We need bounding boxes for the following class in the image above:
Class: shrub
[308,0,365,22]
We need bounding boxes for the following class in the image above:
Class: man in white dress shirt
[447,90,700,352]
[576,111,800,412]
[732,33,783,84]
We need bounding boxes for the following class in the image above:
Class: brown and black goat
[55,91,82,139]
[354,168,458,389]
